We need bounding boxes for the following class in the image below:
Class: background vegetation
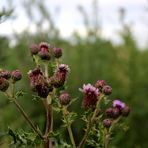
[0,0,148,147]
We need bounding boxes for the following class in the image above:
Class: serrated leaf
[15,90,26,98]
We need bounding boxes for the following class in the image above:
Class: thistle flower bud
[30,44,39,55]
[95,80,106,90]
[106,107,113,118]
[103,119,112,128]
[102,85,112,95]
[39,42,49,52]
[59,91,71,105]
[51,64,70,88]
[112,107,120,119]
[11,70,22,82]
[0,77,9,91]
[38,42,51,60]
[0,70,11,79]
[80,84,99,108]
[28,68,49,98]
[38,50,51,60]
[122,105,130,117]
[53,48,62,58]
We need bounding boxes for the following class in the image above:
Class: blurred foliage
[0,0,148,147]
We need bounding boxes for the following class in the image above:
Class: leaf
[8,127,17,144]
[15,90,26,98]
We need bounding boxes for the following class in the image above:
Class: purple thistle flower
[28,68,49,98]
[113,100,125,109]
[80,84,99,108]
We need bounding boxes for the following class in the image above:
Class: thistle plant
[0,42,130,148]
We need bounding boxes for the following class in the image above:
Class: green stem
[78,94,104,148]
[62,106,76,148]
[13,98,43,139]
[44,62,54,148]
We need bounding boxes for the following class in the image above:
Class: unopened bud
[11,70,22,82]
[102,85,112,95]
[0,70,11,79]
[0,77,9,91]
[122,105,130,117]
[59,91,71,105]
[103,119,112,128]
[30,44,39,55]
[53,48,62,58]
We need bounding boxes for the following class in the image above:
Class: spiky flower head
[0,70,11,79]
[95,80,106,91]
[113,100,125,109]
[102,85,112,95]
[28,68,49,98]
[56,64,70,74]
[103,119,112,128]
[53,47,62,58]
[80,83,99,108]
[30,44,39,55]
[59,91,71,105]
[39,42,49,52]
[0,77,9,91]
[122,105,130,117]
[11,70,22,82]
[39,42,50,60]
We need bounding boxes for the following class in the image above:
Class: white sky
[0,0,148,48]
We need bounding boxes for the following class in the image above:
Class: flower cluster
[0,69,22,92]
[30,42,62,61]
[103,99,130,128]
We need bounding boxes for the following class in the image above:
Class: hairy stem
[78,94,104,148]
[62,106,76,148]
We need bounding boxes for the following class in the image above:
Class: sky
[0,0,148,48]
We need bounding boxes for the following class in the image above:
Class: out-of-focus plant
[0,42,130,147]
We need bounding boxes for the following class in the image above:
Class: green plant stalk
[12,98,43,139]
[78,94,104,148]
[62,106,76,148]
[5,85,43,140]
[44,62,54,148]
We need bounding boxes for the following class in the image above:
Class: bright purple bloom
[113,100,125,109]
[80,84,99,108]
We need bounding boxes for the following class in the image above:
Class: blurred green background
[0,0,148,147]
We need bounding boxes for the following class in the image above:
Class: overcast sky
[0,0,148,48]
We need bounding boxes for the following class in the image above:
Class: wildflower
[0,70,11,79]
[30,44,39,55]
[103,119,112,128]
[59,91,71,105]
[11,70,22,82]
[53,48,62,58]
[28,68,49,98]
[102,85,112,95]
[95,80,106,91]
[51,64,70,88]
[0,77,9,92]
[38,42,50,60]
[80,83,99,108]
[106,107,120,119]
[113,100,125,109]
[122,105,130,117]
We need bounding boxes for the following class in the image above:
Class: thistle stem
[62,106,76,148]
[13,97,43,139]
[44,62,54,148]
[78,94,104,148]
